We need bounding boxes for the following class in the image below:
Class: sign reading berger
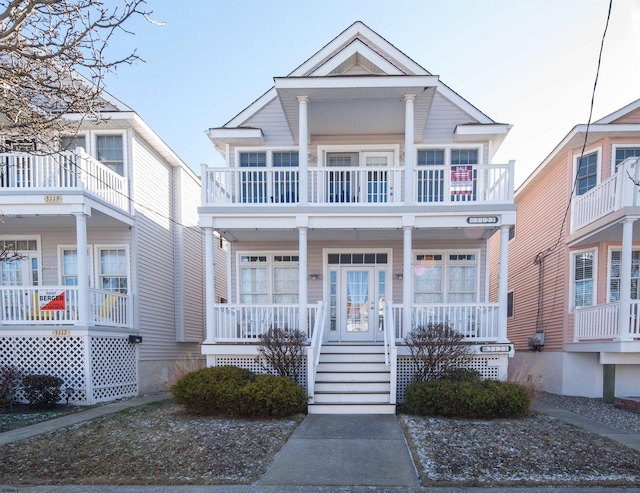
[39,290,66,311]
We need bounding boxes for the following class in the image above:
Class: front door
[341,267,375,341]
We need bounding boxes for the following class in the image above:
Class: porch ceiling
[0,209,128,229]
[218,226,499,243]
[275,81,436,141]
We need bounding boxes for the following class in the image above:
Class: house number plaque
[52,329,70,337]
[44,195,62,203]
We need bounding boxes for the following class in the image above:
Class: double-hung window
[608,249,640,302]
[576,152,598,196]
[238,151,300,204]
[99,248,128,293]
[96,134,124,175]
[572,250,595,308]
[417,150,445,202]
[416,148,478,202]
[273,152,299,203]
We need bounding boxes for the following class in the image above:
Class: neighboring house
[0,91,225,405]
[490,99,640,399]
[199,22,516,414]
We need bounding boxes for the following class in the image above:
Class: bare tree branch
[0,0,152,151]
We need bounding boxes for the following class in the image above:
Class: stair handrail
[307,300,326,400]
[382,300,395,366]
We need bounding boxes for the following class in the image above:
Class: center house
[199,22,516,413]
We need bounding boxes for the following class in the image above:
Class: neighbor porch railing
[211,303,319,342]
[202,162,514,206]
[0,286,131,327]
[0,149,128,211]
[390,302,500,341]
[573,301,640,341]
[571,157,640,233]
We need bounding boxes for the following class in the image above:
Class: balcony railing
[571,157,640,233]
[0,150,128,211]
[1,286,131,328]
[209,302,499,343]
[210,303,318,342]
[202,163,514,206]
[391,302,500,342]
[574,301,640,341]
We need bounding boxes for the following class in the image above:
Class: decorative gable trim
[309,39,404,76]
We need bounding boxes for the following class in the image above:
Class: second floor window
[96,135,124,175]
[576,152,597,196]
[615,147,640,171]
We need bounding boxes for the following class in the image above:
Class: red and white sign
[39,290,66,311]
[451,166,473,195]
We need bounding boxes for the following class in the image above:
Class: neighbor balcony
[571,157,640,234]
[202,163,514,207]
[0,150,128,212]
[574,301,640,342]
[1,286,131,328]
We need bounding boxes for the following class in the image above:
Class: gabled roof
[210,21,509,152]
[517,97,640,196]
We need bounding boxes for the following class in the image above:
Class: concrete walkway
[2,394,640,492]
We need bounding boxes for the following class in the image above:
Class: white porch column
[498,225,510,343]
[298,96,309,206]
[298,227,308,335]
[618,218,636,341]
[74,212,90,325]
[204,227,216,343]
[404,94,416,205]
[403,226,413,337]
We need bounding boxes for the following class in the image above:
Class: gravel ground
[0,393,639,487]
[401,393,640,487]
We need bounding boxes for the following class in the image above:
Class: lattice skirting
[1,334,138,405]
[212,355,308,390]
[396,354,508,403]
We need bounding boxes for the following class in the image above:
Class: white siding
[241,97,294,146]
[422,92,476,143]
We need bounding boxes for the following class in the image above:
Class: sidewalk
[1,394,640,492]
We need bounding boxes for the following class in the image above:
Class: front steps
[309,344,395,414]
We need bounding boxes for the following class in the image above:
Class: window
[239,152,267,203]
[608,250,640,302]
[417,148,478,202]
[239,152,266,167]
[507,291,514,317]
[451,149,478,165]
[59,248,92,287]
[414,252,478,303]
[239,253,298,304]
[614,147,640,171]
[572,250,594,308]
[96,135,124,175]
[417,149,445,166]
[98,248,128,293]
[0,239,39,286]
[576,152,598,196]
[273,152,298,203]
[60,135,87,152]
[508,225,515,241]
[273,152,298,167]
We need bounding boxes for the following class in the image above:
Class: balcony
[0,150,128,212]
[574,301,640,342]
[1,286,131,328]
[571,157,640,234]
[202,163,514,207]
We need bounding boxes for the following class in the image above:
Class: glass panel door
[341,267,375,341]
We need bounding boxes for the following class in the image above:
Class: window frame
[611,144,640,174]
[415,145,483,167]
[413,249,481,304]
[93,130,127,176]
[0,236,41,287]
[572,148,601,197]
[235,148,300,168]
[57,245,93,287]
[607,246,640,302]
[94,245,130,294]
[236,251,299,304]
[570,248,597,311]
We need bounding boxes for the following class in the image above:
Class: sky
[101,0,640,188]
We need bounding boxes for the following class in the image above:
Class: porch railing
[202,162,514,206]
[571,157,640,233]
[0,286,131,327]
[573,301,640,341]
[0,150,128,211]
[212,303,318,342]
[391,302,500,342]
[307,301,327,400]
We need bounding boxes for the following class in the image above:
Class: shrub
[404,378,530,419]
[404,323,474,381]
[0,365,24,404]
[22,374,63,409]
[171,366,256,416]
[239,374,308,418]
[440,368,482,382]
[256,326,307,383]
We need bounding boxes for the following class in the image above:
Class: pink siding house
[491,99,640,399]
